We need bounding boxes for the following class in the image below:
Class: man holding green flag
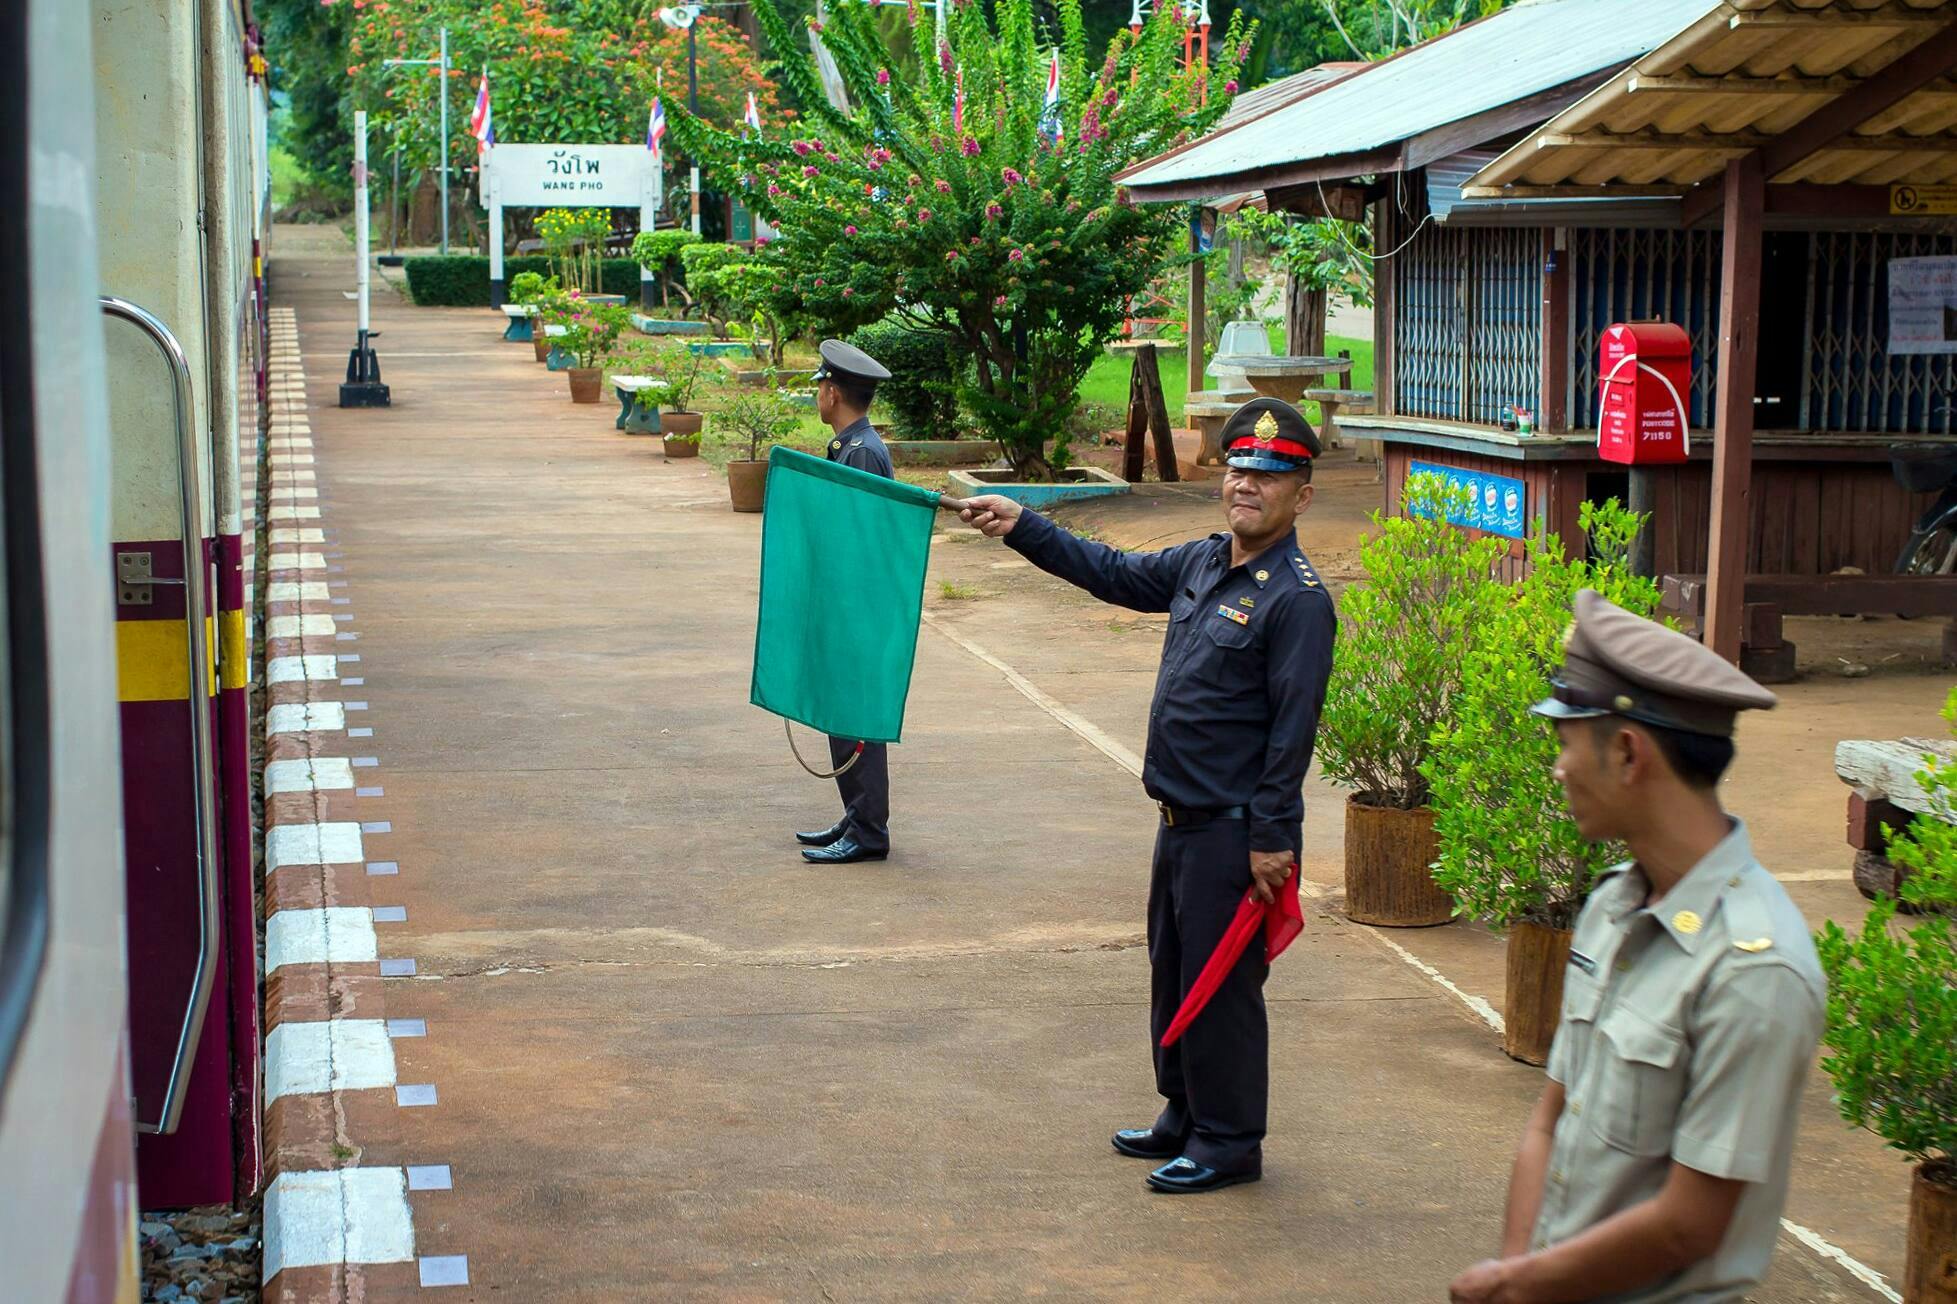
[958,397,1337,1195]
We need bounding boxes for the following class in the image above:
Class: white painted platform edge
[264,907,377,974]
[262,1166,414,1280]
[265,1019,397,1101]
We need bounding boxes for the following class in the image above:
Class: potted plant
[551,301,630,404]
[510,272,562,358]
[655,338,710,453]
[1422,499,1658,1065]
[1319,475,1504,928]
[717,379,803,513]
[1818,695,1957,1304]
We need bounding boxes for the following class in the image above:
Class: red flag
[1158,867,1303,1049]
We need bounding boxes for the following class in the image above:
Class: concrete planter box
[946,466,1129,509]
[687,340,767,359]
[630,314,710,336]
[890,440,993,468]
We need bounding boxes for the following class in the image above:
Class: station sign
[481,144,660,208]
[1597,321,1691,465]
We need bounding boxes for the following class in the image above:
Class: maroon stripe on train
[215,528,260,1195]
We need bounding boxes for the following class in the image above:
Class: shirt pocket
[1202,608,1255,650]
[1589,1004,1688,1156]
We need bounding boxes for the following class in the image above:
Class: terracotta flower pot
[1908,1160,1957,1303]
[661,409,703,459]
[1343,797,1454,927]
[568,367,602,404]
[662,434,700,459]
[727,459,769,513]
[532,333,550,363]
[1503,921,1573,1066]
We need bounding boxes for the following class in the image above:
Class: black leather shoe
[795,820,849,847]
[802,837,889,865]
[1111,1128,1183,1160]
[1146,1157,1261,1194]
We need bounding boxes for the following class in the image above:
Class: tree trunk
[1285,276,1327,357]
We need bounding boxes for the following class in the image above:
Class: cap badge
[1613,694,1635,712]
[1253,410,1279,446]
[1734,937,1774,953]
[1672,910,1702,935]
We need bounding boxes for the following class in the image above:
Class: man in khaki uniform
[1450,590,1826,1304]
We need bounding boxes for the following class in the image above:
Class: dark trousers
[1148,817,1269,1174]
[827,736,889,852]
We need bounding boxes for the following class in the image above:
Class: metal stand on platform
[340,110,391,409]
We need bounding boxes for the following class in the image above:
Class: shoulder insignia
[830,440,842,451]
[1293,555,1321,588]
[849,438,864,449]
[1734,937,1775,953]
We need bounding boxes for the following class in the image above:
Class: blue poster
[1409,460,1528,540]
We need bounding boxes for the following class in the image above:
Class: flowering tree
[668,0,1251,477]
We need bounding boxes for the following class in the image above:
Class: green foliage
[1319,0,1517,59]
[1319,476,1506,810]
[647,337,710,412]
[666,0,1253,479]
[631,229,702,307]
[544,299,632,369]
[404,256,642,306]
[507,270,559,308]
[678,243,752,323]
[1230,206,1374,309]
[1817,687,1957,1169]
[847,319,965,441]
[536,207,612,292]
[717,376,806,463]
[260,0,354,197]
[1424,500,1660,930]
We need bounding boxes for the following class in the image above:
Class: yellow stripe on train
[116,617,239,701]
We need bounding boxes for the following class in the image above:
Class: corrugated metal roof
[1121,0,1722,193]
[1427,146,1679,223]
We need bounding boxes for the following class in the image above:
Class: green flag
[750,446,940,743]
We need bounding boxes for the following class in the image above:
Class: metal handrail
[100,295,221,1136]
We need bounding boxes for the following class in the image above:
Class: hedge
[847,319,967,440]
[402,255,647,307]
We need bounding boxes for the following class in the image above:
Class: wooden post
[1629,467,1656,579]
[1541,228,1569,433]
[1706,156,1765,662]
[1187,214,1207,398]
[1374,198,1396,418]
[1122,344,1180,484]
[1123,350,1147,483]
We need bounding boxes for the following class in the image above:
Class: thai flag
[647,97,666,164]
[952,67,965,133]
[1043,49,1063,143]
[469,71,494,154]
[743,90,761,137]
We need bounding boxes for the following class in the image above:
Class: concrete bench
[610,375,663,434]
[541,322,574,371]
[1182,391,1250,466]
[1835,736,1957,902]
[1661,572,1957,682]
[1302,388,1375,451]
[501,303,537,342]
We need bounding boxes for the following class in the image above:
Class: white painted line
[268,550,328,571]
[1780,1221,1900,1301]
[1775,871,1854,884]
[268,701,348,734]
[271,486,320,501]
[266,580,330,603]
[264,1019,396,1101]
[261,1167,414,1281]
[922,611,1146,778]
[1370,927,1504,1032]
[265,757,356,794]
[267,821,365,870]
[265,655,338,684]
[268,505,321,521]
[266,614,338,639]
[264,907,377,973]
[270,469,318,483]
[269,528,326,544]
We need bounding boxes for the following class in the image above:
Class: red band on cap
[1226,435,1314,459]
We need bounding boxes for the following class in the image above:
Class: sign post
[481,144,662,308]
[340,111,390,407]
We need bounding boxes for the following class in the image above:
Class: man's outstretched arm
[959,493,1184,614]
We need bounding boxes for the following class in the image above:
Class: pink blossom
[908,174,922,188]
[1224,80,1239,94]
[1008,248,1024,262]
[935,178,951,193]
[938,39,954,74]
[824,152,838,163]
[877,67,891,86]
[762,162,779,176]
[803,165,820,178]
[993,295,1007,308]
[767,183,782,197]
[930,135,943,152]
[1101,88,1118,109]
[844,224,858,235]
[945,250,960,262]
[984,202,1002,220]
[1001,167,1024,188]
[969,236,981,246]
[791,140,814,157]
[814,278,826,287]
[961,136,980,157]
[842,287,854,297]
[1237,40,1251,61]
[917,209,931,221]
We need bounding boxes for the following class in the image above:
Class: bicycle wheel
[1897,523,1957,576]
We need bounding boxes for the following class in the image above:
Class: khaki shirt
[1533,820,1826,1302]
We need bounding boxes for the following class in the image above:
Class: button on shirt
[1003,510,1336,854]
[1535,820,1825,1302]
[826,415,894,479]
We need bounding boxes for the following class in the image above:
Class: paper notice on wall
[1888,256,1957,355]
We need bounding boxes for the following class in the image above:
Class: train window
[0,0,51,1095]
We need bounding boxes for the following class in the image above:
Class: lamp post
[657,5,705,237]
[382,26,452,254]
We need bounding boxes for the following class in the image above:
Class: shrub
[405,256,644,307]
[1423,500,1660,930]
[679,242,752,327]
[544,299,632,370]
[631,229,702,307]
[716,378,805,463]
[1319,475,1506,811]
[848,319,964,441]
[1817,688,1957,1174]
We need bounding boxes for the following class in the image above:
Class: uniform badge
[1254,569,1269,582]
[1734,937,1774,953]
[1216,604,1248,626]
[830,440,842,451]
[1238,596,1255,608]
[1568,950,1597,976]
[1671,910,1702,935]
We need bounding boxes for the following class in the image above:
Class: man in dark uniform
[957,397,1337,1193]
[796,338,898,865]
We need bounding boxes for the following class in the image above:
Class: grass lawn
[1077,334,1374,430]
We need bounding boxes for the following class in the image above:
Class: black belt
[1158,803,1247,828]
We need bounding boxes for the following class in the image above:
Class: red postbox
[1597,321,1692,465]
